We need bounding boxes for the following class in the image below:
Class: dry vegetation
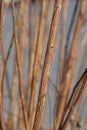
[0,0,87,130]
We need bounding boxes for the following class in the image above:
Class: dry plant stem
[0,1,6,130]
[58,1,65,83]
[17,95,23,130]
[27,0,39,98]
[18,0,27,98]
[64,0,86,108]
[72,0,87,80]
[56,0,69,92]
[63,0,69,22]
[77,47,87,79]
[0,42,10,96]
[65,0,82,85]
[26,0,31,97]
[6,1,28,128]
[62,0,80,81]
[65,70,86,110]
[45,0,54,44]
[30,0,39,34]
[17,97,22,130]
[28,0,47,129]
[65,72,87,120]
[17,1,28,129]
[53,2,65,128]
[1,36,14,99]
[7,1,28,128]
[11,0,28,129]
[54,1,68,129]
[0,1,21,128]
[17,96,26,130]
[2,0,28,101]
[62,69,87,126]
[27,21,38,98]
[65,79,84,111]
[54,1,85,130]
[61,69,87,130]
[32,0,62,130]
[54,1,79,127]
[58,0,69,81]
[71,88,86,130]
[7,61,18,130]
[64,70,87,126]
[1,0,26,99]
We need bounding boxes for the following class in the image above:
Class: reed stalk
[33,0,62,130]
[0,1,6,129]
[11,0,28,129]
[54,1,86,129]
[28,1,47,129]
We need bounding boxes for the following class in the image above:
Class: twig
[61,69,87,130]
[28,1,47,129]
[1,36,14,99]
[62,0,80,81]
[0,0,6,129]
[54,1,85,129]
[7,61,18,130]
[32,0,62,130]
[71,87,86,130]
[11,0,28,129]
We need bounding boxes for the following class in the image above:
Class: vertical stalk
[17,0,28,129]
[62,0,80,82]
[33,0,62,130]
[71,87,86,130]
[53,1,69,129]
[54,1,86,130]
[65,2,83,89]
[7,1,28,128]
[11,0,28,129]
[27,0,39,100]
[61,71,87,130]
[28,1,47,130]
[7,61,18,130]
[0,1,5,129]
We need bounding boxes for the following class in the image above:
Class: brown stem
[7,61,18,130]
[71,88,86,130]
[28,1,47,129]
[0,1,6,129]
[62,0,80,82]
[54,2,85,129]
[61,69,87,130]
[33,0,62,130]
[11,0,28,129]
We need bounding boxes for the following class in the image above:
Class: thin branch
[33,0,62,130]
[28,1,47,129]
[0,0,6,129]
[1,36,14,99]
[11,0,28,129]
[54,2,85,129]
[62,0,80,81]
[61,69,87,130]
[71,87,86,130]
